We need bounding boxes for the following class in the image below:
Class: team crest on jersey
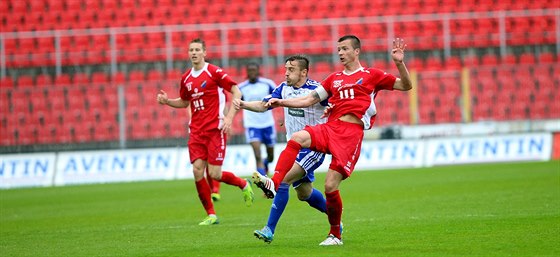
[333,80,343,88]
[356,78,363,85]
[201,80,207,88]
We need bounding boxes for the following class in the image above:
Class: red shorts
[304,119,364,178]
[188,129,227,165]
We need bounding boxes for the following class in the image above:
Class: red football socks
[219,171,247,189]
[271,140,302,190]
[206,169,221,194]
[195,178,215,215]
[326,190,343,239]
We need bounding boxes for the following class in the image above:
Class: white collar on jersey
[191,62,209,78]
[342,66,364,76]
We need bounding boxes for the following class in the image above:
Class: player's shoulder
[364,67,387,76]
[274,81,288,91]
[206,63,221,72]
[258,77,276,86]
[238,79,250,88]
[303,78,321,89]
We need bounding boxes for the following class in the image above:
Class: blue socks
[304,188,327,213]
[256,167,267,176]
[266,183,290,234]
[266,184,327,235]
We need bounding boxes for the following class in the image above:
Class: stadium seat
[35,74,53,87]
[91,72,109,84]
[0,76,14,89]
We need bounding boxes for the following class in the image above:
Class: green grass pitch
[1,161,559,257]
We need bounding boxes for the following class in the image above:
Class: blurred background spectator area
[0,0,558,152]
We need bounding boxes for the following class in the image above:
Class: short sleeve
[321,73,336,96]
[212,66,237,92]
[369,68,397,92]
[179,73,190,101]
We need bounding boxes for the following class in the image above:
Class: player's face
[247,65,259,81]
[189,42,206,65]
[284,61,306,87]
[337,39,358,66]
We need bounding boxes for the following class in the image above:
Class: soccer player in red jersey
[157,38,254,225]
[256,35,412,245]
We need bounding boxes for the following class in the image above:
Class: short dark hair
[190,38,206,50]
[285,54,310,71]
[338,35,361,50]
[246,62,260,69]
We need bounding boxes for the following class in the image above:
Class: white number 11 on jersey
[193,99,205,111]
[339,88,355,99]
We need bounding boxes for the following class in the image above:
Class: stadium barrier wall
[0,133,553,189]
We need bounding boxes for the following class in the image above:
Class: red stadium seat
[16,75,34,88]
[72,72,90,85]
[35,74,53,87]
[54,74,71,86]
[91,72,109,84]
[0,76,14,89]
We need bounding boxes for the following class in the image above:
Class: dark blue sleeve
[262,83,284,110]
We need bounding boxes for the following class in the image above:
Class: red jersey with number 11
[179,63,237,133]
[321,67,396,129]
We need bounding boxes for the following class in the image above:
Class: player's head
[246,62,260,83]
[284,55,309,87]
[337,35,361,66]
[189,38,207,66]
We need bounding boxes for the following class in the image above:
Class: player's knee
[296,191,310,201]
[290,131,310,146]
[324,180,339,193]
[209,172,221,181]
[295,184,312,200]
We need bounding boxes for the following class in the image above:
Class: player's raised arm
[157,90,189,108]
[391,38,413,91]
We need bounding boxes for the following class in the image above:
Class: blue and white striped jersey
[238,77,276,129]
[265,79,328,138]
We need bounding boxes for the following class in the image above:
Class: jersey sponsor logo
[333,80,343,88]
[288,108,305,117]
[216,68,223,73]
[192,88,204,98]
[201,80,207,88]
[186,82,193,91]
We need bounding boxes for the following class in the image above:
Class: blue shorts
[245,126,276,146]
[292,148,326,188]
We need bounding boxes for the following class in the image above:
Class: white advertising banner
[356,140,425,169]
[0,132,553,189]
[0,153,56,188]
[424,133,552,166]
[54,148,178,185]
[175,144,266,179]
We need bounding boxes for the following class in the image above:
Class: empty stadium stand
[0,1,559,148]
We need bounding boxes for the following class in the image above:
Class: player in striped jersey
[233,55,331,243]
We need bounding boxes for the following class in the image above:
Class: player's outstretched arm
[266,91,321,108]
[235,99,269,113]
[391,38,413,91]
[157,90,189,108]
